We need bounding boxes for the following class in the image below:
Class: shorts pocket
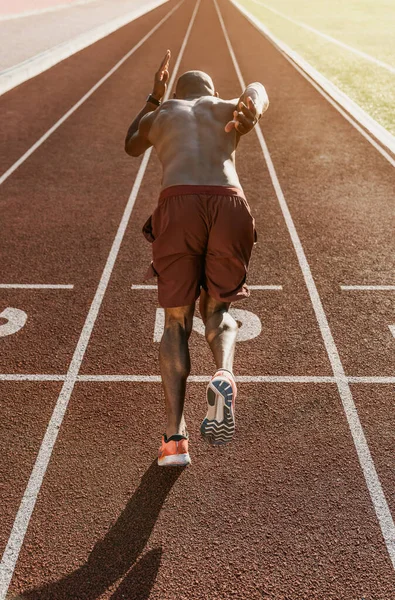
[240,197,257,245]
[253,218,258,244]
[144,261,158,280]
[142,215,155,243]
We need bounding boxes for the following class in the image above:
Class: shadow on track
[17,460,183,600]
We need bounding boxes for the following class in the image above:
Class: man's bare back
[145,96,242,188]
[125,51,268,189]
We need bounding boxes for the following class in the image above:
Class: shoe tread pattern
[200,377,235,445]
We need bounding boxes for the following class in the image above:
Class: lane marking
[0,284,74,289]
[132,284,283,290]
[341,285,395,291]
[217,308,262,342]
[347,376,395,384]
[389,325,395,339]
[78,374,333,383]
[153,306,165,342]
[214,0,395,570]
[0,373,394,383]
[0,308,27,338]
[249,285,282,290]
[0,1,201,595]
[153,307,262,342]
[0,374,66,381]
[230,0,395,164]
[249,0,395,75]
[0,0,184,185]
[131,284,158,289]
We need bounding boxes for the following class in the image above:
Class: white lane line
[50,375,395,384]
[389,326,395,340]
[78,374,164,382]
[0,284,74,289]
[214,0,395,570]
[248,0,395,75]
[0,0,184,186]
[341,285,395,291]
[78,374,335,383]
[131,284,158,289]
[0,374,67,381]
[153,306,165,343]
[1,373,394,383]
[131,284,283,290]
[230,0,395,165]
[347,376,395,384]
[249,285,282,290]
[0,1,201,595]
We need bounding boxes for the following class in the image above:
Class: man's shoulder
[159,98,185,109]
[201,97,239,120]
[158,97,238,111]
[197,96,238,107]
[155,99,190,117]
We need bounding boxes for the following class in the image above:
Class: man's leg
[159,304,195,438]
[199,289,238,371]
[199,289,238,445]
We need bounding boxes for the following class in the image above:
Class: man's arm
[124,50,171,157]
[225,82,269,135]
[124,107,156,157]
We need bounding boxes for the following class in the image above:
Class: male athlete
[125,50,268,467]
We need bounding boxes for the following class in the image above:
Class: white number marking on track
[153,308,262,343]
[389,325,395,339]
[0,307,27,337]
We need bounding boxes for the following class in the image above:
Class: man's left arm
[225,82,269,135]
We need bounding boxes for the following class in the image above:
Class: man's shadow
[19,460,184,600]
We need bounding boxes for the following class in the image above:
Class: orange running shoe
[158,433,191,467]
[200,369,237,445]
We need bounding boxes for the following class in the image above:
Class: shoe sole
[157,453,191,467]
[200,377,235,445]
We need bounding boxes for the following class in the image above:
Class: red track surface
[1,0,395,598]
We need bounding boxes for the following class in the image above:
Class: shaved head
[175,70,215,99]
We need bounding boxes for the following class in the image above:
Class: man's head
[174,70,218,99]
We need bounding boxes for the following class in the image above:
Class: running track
[1,0,395,598]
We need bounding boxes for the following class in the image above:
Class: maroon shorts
[142,185,257,308]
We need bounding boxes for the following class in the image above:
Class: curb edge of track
[0,0,171,97]
[229,0,395,161]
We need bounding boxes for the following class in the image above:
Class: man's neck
[182,93,213,101]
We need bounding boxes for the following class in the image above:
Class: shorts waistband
[159,185,245,201]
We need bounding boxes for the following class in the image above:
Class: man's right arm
[124,49,171,157]
[240,82,269,119]
[124,108,156,157]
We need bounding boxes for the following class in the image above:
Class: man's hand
[152,50,171,102]
[225,96,259,134]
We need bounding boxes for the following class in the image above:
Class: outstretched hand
[152,50,171,102]
[225,96,259,134]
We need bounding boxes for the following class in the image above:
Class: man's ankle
[165,425,187,439]
[215,367,234,379]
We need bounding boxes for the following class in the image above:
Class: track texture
[1,0,395,598]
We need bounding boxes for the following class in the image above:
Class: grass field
[238,0,395,136]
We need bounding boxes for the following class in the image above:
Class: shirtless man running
[125,50,268,467]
